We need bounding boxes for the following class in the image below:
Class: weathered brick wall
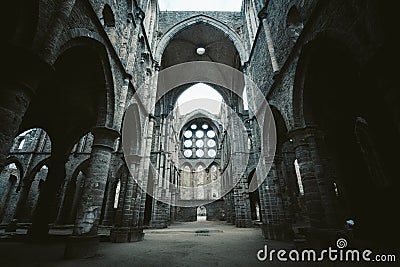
[175,200,225,222]
[248,0,386,130]
[265,0,317,68]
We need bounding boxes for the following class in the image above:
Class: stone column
[13,177,33,221]
[258,6,279,73]
[307,131,339,228]
[225,190,236,224]
[28,157,66,239]
[289,128,326,228]
[64,127,119,259]
[0,175,17,223]
[260,156,292,240]
[281,141,302,225]
[129,177,144,241]
[100,177,115,226]
[110,157,144,243]
[233,177,253,228]
[136,63,159,229]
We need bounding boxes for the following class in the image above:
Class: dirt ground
[0,221,372,267]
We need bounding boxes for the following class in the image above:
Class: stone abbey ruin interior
[0,0,399,265]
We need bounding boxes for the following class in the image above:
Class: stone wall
[175,200,225,222]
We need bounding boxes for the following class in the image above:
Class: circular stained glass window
[184,140,192,148]
[196,149,204,158]
[208,149,217,158]
[184,150,193,158]
[202,124,209,130]
[207,140,216,147]
[191,124,197,130]
[207,130,216,138]
[196,140,204,148]
[196,130,204,138]
[184,130,192,138]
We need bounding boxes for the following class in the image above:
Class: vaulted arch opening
[295,34,400,246]
[0,161,23,224]
[160,21,242,70]
[102,4,116,27]
[18,38,113,238]
[286,6,303,43]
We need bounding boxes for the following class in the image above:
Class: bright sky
[158,0,243,11]
[177,83,223,115]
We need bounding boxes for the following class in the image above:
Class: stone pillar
[0,175,17,223]
[64,127,119,259]
[170,188,176,224]
[136,63,160,229]
[129,178,144,241]
[149,116,169,228]
[28,158,66,239]
[289,128,326,228]
[110,158,144,243]
[13,177,32,221]
[260,156,292,240]
[233,177,253,228]
[258,6,279,73]
[281,141,303,225]
[225,191,236,224]
[100,176,116,226]
[307,131,339,228]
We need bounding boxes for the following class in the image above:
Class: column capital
[92,127,120,150]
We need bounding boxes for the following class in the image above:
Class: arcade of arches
[0,0,399,262]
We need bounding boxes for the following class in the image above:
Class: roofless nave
[0,0,398,263]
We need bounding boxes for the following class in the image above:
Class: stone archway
[155,15,247,67]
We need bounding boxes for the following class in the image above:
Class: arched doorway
[197,206,207,221]
[248,170,261,221]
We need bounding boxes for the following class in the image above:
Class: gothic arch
[293,31,361,128]
[27,158,50,183]
[123,103,142,156]
[102,4,115,27]
[4,157,24,182]
[180,111,221,134]
[155,15,247,65]
[270,105,289,148]
[181,162,193,171]
[55,36,116,129]
[286,5,303,42]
